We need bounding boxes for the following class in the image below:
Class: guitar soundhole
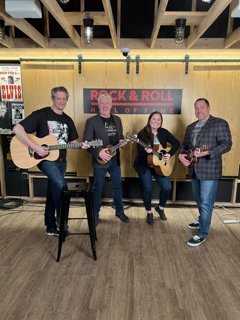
[34,152,49,160]
[159,153,163,161]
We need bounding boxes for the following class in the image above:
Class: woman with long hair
[134,111,180,225]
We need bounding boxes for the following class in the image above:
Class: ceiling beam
[65,12,107,26]
[0,0,46,48]
[1,35,11,48]
[102,0,117,48]
[187,0,232,49]
[227,1,233,36]
[225,27,240,48]
[150,0,169,49]
[117,0,121,48]
[80,0,85,48]
[40,0,81,48]
[163,12,207,26]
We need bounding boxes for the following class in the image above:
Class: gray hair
[98,93,112,104]
[51,86,69,100]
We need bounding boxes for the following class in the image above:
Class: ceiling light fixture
[175,18,186,44]
[83,18,94,44]
[0,19,5,44]
[202,0,211,3]
[57,0,70,4]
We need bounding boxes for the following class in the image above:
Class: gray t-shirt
[191,120,207,147]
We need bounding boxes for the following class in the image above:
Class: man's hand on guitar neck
[119,139,127,148]
[194,148,208,158]
[82,141,90,149]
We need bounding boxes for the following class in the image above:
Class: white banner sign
[0,65,23,101]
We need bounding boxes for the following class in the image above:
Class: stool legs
[57,185,97,262]
[85,193,97,260]
[57,186,69,262]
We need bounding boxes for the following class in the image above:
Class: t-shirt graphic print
[48,121,69,145]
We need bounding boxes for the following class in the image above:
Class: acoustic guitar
[183,145,211,167]
[126,132,175,176]
[10,134,103,169]
[97,138,128,164]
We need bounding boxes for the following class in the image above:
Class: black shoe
[155,206,167,220]
[56,218,69,233]
[147,213,154,225]
[46,226,59,236]
[188,221,199,229]
[116,212,129,223]
[187,235,206,247]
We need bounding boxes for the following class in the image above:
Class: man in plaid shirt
[179,98,232,247]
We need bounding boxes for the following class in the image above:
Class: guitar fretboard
[136,139,162,159]
[108,139,128,154]
[49,143,83,150]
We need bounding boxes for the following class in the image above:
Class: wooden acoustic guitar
[10,134,103,169]
[97,138,128,164]
[183,145,211,167]
[126,132,175,176]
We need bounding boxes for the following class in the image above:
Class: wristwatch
[206,150,211,160]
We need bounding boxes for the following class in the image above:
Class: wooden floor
[0,203,240,320]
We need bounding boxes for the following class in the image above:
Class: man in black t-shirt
[13,86,89,236]
[83,93,129,227]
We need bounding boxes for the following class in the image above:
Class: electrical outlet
[22,172,28,179]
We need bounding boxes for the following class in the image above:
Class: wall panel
[19,59,240,179]
[192,64,240,177]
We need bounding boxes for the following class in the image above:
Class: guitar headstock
[126,132,138,143]
[198,145,211,152]
[88,140,103,148]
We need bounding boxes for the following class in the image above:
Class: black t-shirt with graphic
[20,107,79,158]
[101,115,118,162]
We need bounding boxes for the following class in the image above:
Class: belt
[57,157,66,162]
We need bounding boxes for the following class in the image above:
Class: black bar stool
[57,182,97,262]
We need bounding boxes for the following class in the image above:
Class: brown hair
[194,98,209,107]
[143,111,163,145]
[51,86,69,100]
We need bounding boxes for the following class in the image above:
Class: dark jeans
[93,160,124,218]
[138,167,172,211]
[38,160,67,227]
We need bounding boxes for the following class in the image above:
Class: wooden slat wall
[192,63,240,177]
[19,59,240,179]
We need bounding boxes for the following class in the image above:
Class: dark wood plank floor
[0,203,240,320]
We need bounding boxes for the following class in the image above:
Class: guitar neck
[136,139,160,157]
[109,139,128,153]
[49,143,82,151]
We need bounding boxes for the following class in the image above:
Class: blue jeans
[138,167,172,211]
[93,160,124,217]
[191,172,218,239]
[38,160,67,227]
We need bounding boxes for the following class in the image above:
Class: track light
[83,18,94,44]
[0,19,5,44]
[175,19,186,44]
